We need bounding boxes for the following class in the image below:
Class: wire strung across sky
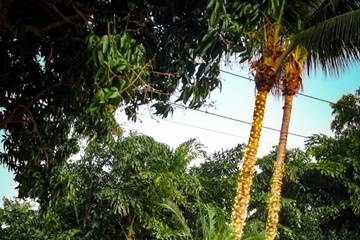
[169,102,310,139]
[140,69,345,141]
[142,113,286,147]
[159,118,280,147]
[162,69,348,139]
[219,69,336,105]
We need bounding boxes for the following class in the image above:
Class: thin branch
[119,62,151,95]
[2,15,81,37]
[72,2,89,27]
[4,104,50,163]
[51,5,75,24]
[0,83,68,128]
[42,15,81,32]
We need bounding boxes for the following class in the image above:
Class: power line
[141,113,299,147]
[220,69,254,81]
[141,113,282,146]
[137,69,340,140]
[170,102,310,139]
[297,93,334,104]
[159,118,278,146]
[219,69,337,105]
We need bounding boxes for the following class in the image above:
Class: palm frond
[283,0,328,32]
[199,206,235,240]
[295,8,360,74]
[302,0,360,28]
[160,200,192,237]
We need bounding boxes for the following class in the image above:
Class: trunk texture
[265,95,293,240]
[232,89,268,239]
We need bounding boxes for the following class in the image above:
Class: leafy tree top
[0,0,225,198]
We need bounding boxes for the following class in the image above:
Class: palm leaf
[160,200,192,238]
[295,8,360,74]
[199,206,235,240]
[283,0,327,32]
[301,0,360,27]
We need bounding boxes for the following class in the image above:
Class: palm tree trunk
[232,89,268,239]
[265,94,293,240]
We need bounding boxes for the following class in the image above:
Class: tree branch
[1,15,81,38]
[0,83,68,128]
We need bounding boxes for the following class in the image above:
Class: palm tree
[265,2,360,240]
[229,3,287,238]
[207,0,360,238]
[265,46,307,240]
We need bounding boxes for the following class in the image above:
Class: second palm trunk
[265,95,293,240]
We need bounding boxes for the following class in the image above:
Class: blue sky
[120,62,360,154]
[1,62,359,205]
[0,134,17,205]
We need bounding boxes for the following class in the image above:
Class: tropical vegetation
[0,0,223,202]
[1,0,360,239]
[1,90,360,239]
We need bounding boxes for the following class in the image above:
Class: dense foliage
[190,144,244,217]
[0,0,225,199]
[1,135,235,239]
[1,1,360,238]
[2,88,360,239]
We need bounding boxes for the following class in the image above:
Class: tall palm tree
[265,2,360,240]
[228,1,309,237]
[265,46,307,240]
[212,0,360,238]
[231,8,286,239]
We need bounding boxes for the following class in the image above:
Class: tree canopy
[0,0,226,198]
[1,88,360,239]
[2,1,360,238]
[1,134,235,239]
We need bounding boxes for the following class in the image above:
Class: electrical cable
[169,102,310,138]
[219,69,337,105]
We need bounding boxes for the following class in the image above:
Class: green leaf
[102,35,109,54]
